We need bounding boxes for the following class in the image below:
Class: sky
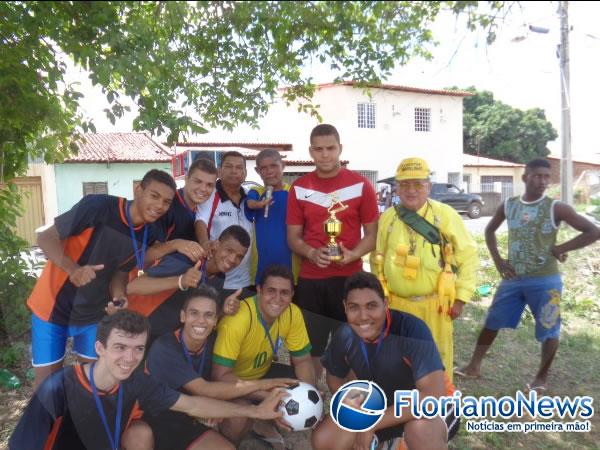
[71,1,600,162]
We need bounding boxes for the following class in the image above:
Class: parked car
[430,183,484,219]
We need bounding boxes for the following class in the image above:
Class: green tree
[1,1,508,339]
[457,86,557,162]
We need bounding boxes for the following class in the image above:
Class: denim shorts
[484,273,562,342]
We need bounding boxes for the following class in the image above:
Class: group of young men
[10,122,600,450]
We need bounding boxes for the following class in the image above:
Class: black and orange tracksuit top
[27,195,163,326]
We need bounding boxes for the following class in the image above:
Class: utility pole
[559,1,573,205]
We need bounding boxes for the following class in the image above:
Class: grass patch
[451,230,600,449]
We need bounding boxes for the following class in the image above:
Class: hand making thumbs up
[179,259,204,290]
[222,288,242,316]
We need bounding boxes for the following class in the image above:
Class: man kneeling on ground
[312,272,459,450]
[10,310,285,450]
[145,285,297,450]
[212,264,316,450]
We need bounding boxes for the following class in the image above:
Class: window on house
[357,103,376,129]
[82,182,108,196]
[414,107,431,132]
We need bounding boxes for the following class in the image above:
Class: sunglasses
[397,181,429,191]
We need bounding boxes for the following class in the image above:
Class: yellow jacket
[374,200,478,302]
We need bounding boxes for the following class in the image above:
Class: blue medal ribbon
[125,201,148,274]
[200,258,208,284]
[359,318,387,375]
[179,330,207,376]
[257,313,281,362]
[90,362,123,450]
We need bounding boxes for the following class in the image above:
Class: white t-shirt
[196,182,253,289]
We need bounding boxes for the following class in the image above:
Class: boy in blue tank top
[456,159,599,391]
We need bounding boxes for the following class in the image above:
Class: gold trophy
[324,194,348,261]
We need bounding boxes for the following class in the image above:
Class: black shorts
[263,362,296,379]
[294,277,347,356]
[144,409,211,450]
[375,408,460,443]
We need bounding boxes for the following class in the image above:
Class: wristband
[178,275,188,291]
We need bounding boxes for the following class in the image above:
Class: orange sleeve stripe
[128,401,144,423]
[27,228,95,321]
[128,289,178,317]
[43,416,63,450]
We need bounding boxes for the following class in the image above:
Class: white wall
[225,85,465,183]
[55,162,171,215]
[27,163,59,226]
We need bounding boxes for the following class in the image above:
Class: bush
[0,231,37,342]
[0,184,39,342]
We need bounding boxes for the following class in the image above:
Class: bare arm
[291,354,316,386]
[38,225,103,286]
[126,260,203,295]
[104,271,130,315]
[126,275,180,295]
[484,203,515,279]
[182,376,296,401]
[195,220,210,248]
[552,202,600,258]
[170,390,285,421]
[287,224,330,268]
[109,271,128,300]
[212,363,270,401]
[484,203,506,265]
[145,239,205,265]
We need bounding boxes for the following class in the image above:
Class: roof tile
[66,133,172,163]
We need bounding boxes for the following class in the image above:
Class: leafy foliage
[456,86,557,162]
[0,2,509,342]
[1,1,508,165]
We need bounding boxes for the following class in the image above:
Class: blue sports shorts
[484,273,562,342]
[31,314,98,366]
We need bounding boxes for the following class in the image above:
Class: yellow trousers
[389,293,455,382]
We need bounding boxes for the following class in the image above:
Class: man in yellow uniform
[372,157,478,381]
[212,264,315,449]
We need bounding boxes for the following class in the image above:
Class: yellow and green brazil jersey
[213,296,312,380]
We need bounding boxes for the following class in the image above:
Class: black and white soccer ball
[279,382,323,431]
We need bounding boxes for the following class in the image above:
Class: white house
[462,153,525,199]
[193,81,472,187]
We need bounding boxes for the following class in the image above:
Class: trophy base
[327,246,343,261]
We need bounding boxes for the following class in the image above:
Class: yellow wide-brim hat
[395,157,430,181]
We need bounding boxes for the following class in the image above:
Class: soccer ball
[279,382,323,431]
